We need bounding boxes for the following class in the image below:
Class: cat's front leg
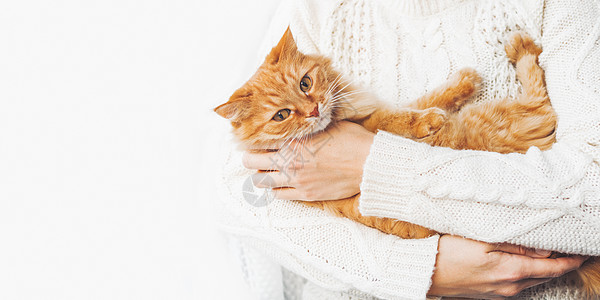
[410,107,447,138]
[361,107,447,139]
[410,68,482,112]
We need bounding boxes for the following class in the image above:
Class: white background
[0,0,281,299]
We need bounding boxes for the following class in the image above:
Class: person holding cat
[217,0,600,299]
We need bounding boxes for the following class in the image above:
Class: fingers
[250,172,303,200]
[492,278,552,298]
[495,278,552,298]
[488,254,584,298]
[271,187,299,200]
[243,148,306,171]
[492,243,552,258]
[251,173,313,200]
[520,255,587,279]
[251,171,293,189]
[251,174,319,201]
[243,151,281,171]
[515,278,553,291]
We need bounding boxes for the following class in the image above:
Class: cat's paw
[455,67,482,88]
[449,67,482,109]
[413,108,446,138]
[505,32,542,64]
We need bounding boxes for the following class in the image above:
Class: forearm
[358,132,600,254]
[361,132,597,209]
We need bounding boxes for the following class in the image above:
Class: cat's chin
[309,114,333,134]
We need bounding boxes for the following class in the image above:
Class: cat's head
[214,28,346,148]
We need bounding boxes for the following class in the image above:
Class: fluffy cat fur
[215,28,600,296]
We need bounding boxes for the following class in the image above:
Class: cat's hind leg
[302,196,436,239]
[410,68,482,112]
[505,32,547,102]
[504,32,556,150]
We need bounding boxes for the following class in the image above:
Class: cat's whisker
[333,89,365,97]
[286,126,311,154]
[332,89,366,101]
[327,74,351,100]
[279,126,307,155]
[297,135,306,158]
[328,101,356,106]
[289,127,312,163]
[325,73,344,97]
[328,73,344,94]
[330,91,366,108]
[334,88,365,95]
[296,129,308,152]
[334,77,356,95]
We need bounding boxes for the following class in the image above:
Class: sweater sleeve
[215,1,441,299]
[358,0,600,256]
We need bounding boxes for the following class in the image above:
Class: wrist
[356,129,375,180]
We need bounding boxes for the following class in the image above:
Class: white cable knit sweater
[216,0,600,299]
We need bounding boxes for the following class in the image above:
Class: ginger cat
[215,28,599,295]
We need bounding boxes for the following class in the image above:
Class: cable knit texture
[357,0,600,256]
[216,0,600,299]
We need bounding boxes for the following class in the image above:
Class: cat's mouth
[307,103,333,134]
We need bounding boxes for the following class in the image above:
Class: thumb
[491,243,552,258]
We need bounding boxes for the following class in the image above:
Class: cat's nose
[309,105,319,117]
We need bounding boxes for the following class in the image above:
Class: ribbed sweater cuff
[373,235,440,300]
[359,131,431,221]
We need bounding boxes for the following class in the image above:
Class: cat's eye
[300,75,312,93]
[272,109,291,121]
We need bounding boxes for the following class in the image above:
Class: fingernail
[535,249,551,256]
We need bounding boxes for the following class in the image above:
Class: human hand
[242,121,375,201]
[428,235,588,299]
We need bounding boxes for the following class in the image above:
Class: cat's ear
[214,102,237,120]
[265,27,298,64]
[214,89,252,120]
